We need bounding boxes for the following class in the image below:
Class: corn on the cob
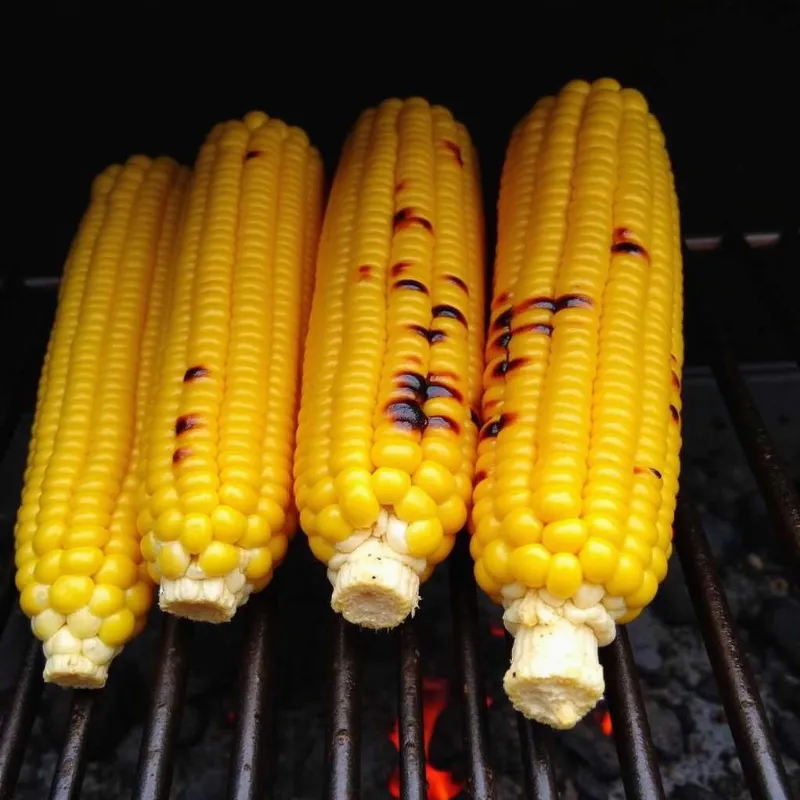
[15,156,187,687]
[137,113,324,623]
[295,98,485,629]
[471,78,683,729]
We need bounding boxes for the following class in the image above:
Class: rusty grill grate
[1,230,798,800]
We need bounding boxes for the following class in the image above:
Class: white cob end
[41,627,119,689]
[330,538,420,629]
[159,571,245,624]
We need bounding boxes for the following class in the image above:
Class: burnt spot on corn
[493,291,511,309]
[391,261,413,277]
[442,139,464,166]
[670,404,680,423]
[473,470,488,486]
[493,331,512,350]
[395,180,407,193]
[554,294,593,312]
[492,357,530,378]
[175,415,202,436]
[670,353,679,365]
[634,466,663,480]
[480,413,516,440]
[427,415,460,434]
[492,308,514,332]
[245,150,262,161]
[425,381,464,403]
[432,304,468,326]
[358,265,374,281]
[183,365,210,382]
[611,227,651,264]
[671,371,681,390]
[470,408,481,428]
[407,324,430,339]
[428,329,447,344]
[394,371,427,398]
[385,400,427,432]
[650,467,663,479]
[172,447,191,465]
[393,208,434,234]
[394,279,429,294]
[444,274,469,293]
[517,296,556,313]
[514,322,553,337]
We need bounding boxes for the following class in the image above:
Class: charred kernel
[394,371,427,397]
[172,447,192,465]
[492,359,510,378]
[385,400,427,431]
[444,274,469,293]
[670,353,678,365]
[391,261,413,277]
[492,357,530,378]
[493,332,512,349]
[442,139,464,166]
[492,308,513,331]
[393,279,429,294]
[514,323,553,337]
[393,208,433,233]
[427,415,460,434]
[517,296,556,313]
[554,293,593,312]
[671,371,681,390]
[183,365,210,382]
[670,404,680,423]
[425,381,463,403]
[493,290,511,309]
[428,329,447,344]
[473,470,488,485]
[432,304,468,326]
[245,150,262,160]
[480,413,516,440]
[357,265,373,281]
[175,415,202,435]
[611,226,651,263]
[407,324,429,339]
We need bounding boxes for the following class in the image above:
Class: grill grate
[1,232,797,800]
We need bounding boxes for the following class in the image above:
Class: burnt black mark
[444,274,469,293]
[385,400,427,431]
[407,324,430,339]
[470,408,481,428]
[394,279,429,294]
[442,139,464,166]
[492,357,531,378]
[358,265,374,281]
[650,467,663,479]
[479,413,517,440]
[427,415,460,434]
[425,381,464,403]
[554,294,594,312]
[515,323,554,337]
[432,304,468,326]
[634,466,663,480]
[391,261,413,277]
[183,365,210,382]
[176,415,202,436]
[493,332,512,350]
[428,329,447,344]
[611,227,650,264]
[670,404,680,423]
[517,296,556,313]
[492,308,514,332]
[671,371,681,390]
[393,208,434,234]
[172,447,191,465]
[473,469,488,485]
[245,150,262,161]
[394,371,427,398]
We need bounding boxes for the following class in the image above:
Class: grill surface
[0,232,797,800]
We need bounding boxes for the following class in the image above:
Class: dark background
[41,6,799,281]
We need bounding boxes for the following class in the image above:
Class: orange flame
[388,678,464,799]
[593,707,613,737]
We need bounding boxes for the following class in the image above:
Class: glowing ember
[388,677,464,799]
[593,706,613,737]
[488,623,505,638]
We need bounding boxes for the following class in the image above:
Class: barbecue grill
[0,229,797,799]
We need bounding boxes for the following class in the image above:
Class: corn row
[137,113,323,623]
[15,157,186,687]
[295,98,485,629]
[470,78,684,729]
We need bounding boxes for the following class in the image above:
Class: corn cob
[137,113,324,623]
[295,98,485,629]
[15,156,187,687]
[471,78,683,728]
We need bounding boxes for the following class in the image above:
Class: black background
[43,5,799,280]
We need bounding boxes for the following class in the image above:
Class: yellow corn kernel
[295,98,485,630]
[138,113,323,623]
[12,157,185,689]
[472,79,683,730]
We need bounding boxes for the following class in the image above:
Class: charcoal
[646,699,684,761]
[557,719,620,779]
[758,597,800,670]
[627,611,664,674]
[774,713,800,762]
[670,784,723,800]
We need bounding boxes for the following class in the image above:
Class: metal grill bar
[397,619,426,800]
[515,711,559,800]
[599,630,666,800]
[132,616,191,800]
[675,500,793,800]
[449,535,495,799]
[227,590,277,800]
[0,638,43,800]
[324,614,361,800]
[48,691,95,800]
